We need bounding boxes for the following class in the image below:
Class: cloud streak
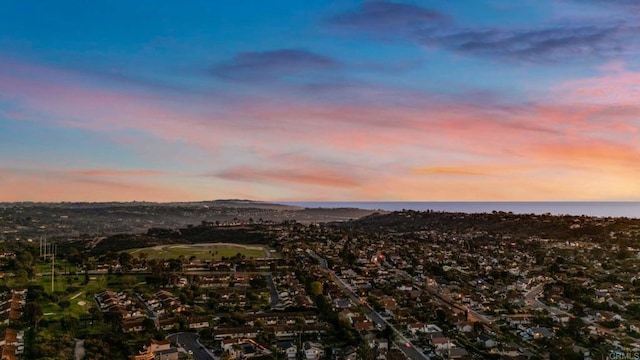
[571,0,640,9]
[327,1,448,35]
[412,165,527,177]
[212,49,340,82]
[429,24,630,62]
[328,1,640,62]
[213,166,362,189]
[73,169,169,177]
[2,58,640,200]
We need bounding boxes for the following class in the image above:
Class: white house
[455,321,474,333]
[407,321,427,335]
[477,334,497,349]
[431,336,454,351]
[275,341,297,359]
[303,341,324,360]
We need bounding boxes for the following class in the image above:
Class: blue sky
[1,1,639,201]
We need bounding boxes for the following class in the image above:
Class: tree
[16,269,28,284]
[310,281,324,296]
[66,247,82,265]
[249,276,267,288]
[382,325,395,344]
[121,275,136,288]
[142,318,157,331]
[60,315,79,335]
[17,250,34,267]
[357,341,374,360]
[58,300,71,312]
[89,306,103,323]
[167,259,182,272]
[23,301,43,328]
[566,317,585,339]
[103,310,122,330]
[473,321,484,334]
[118,252,133,272]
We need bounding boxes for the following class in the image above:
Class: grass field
[127,243,269,260]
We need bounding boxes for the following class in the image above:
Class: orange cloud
[527,140,640,171]
[214,167,362,188]
[412,165,528,176]
[0,168,192,202]
[2,60,640,201]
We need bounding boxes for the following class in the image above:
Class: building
[303,341,324,360]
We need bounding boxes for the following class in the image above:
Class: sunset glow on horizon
[1,1,639,202]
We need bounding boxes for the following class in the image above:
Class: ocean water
[278,202,640,219]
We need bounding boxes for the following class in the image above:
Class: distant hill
[0,200,384,239]
[341,209,640,242]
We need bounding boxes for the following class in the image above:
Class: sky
[1,0,640,202]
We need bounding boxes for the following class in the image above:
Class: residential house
[187,317,210,329]
[275,341,297,359]
[303,341,324,360]
[455,321,475,333]
[122,317,146,333]
[407,321,427,335]
[477,334,497,349]
[527,327,554,339]
[431,335,454,352]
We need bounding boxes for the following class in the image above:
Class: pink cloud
[561,68,640,106]
[2,59,640,201]
[73,169,169,177]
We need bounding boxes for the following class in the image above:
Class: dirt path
[74,339,85,360]
[170,242,265,250]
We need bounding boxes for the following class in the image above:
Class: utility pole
[51,244,56,293]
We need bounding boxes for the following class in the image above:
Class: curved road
[167,332,214,360]
[524,283,614,336]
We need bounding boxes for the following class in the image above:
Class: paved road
[366,309,428,360]
[524,283,575,316]
[308,250,428,360]
[524,284,548,311]
[167,332,213,360]
[524,283,614,336]
[400,271,494,325]
[265,273,279,306]
[136,292,159,319]
[328,271,428,360]
[307,250,327,269]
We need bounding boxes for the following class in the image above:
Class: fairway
[128,243,268,260]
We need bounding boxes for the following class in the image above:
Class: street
[167,332,214,360]
[265,273,280,306]
[308,250,429,360]
[524,283,614,336]
[328,271,429,360]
